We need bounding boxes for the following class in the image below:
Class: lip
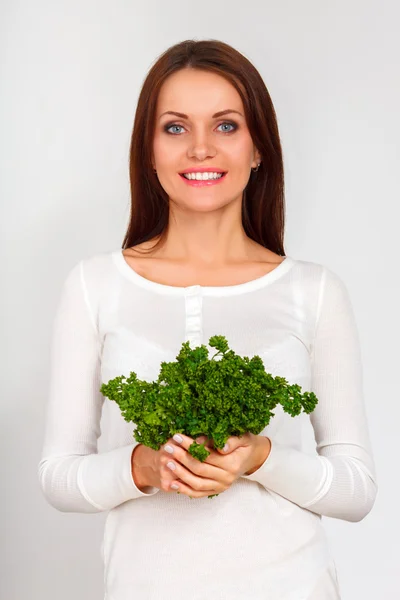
[179,167,227,174]
[179,172,227,187]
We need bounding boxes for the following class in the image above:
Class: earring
[251,163,261,172]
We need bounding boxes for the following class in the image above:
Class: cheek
[222,130,253,153]
[152,134,177,164]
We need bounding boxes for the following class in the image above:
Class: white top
[38,249,378,600]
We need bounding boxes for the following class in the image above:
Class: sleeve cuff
[77,443,160,511]
[241,438,328,507]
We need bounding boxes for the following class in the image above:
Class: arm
[241,267,378,522]
[38,260,159,513]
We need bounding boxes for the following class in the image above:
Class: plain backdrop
[1,1,399,598]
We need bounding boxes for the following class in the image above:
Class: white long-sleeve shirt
[38,249,377,600]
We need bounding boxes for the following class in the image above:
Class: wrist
[245,436,271,475]
[131,444,154,491]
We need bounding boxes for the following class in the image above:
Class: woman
[38,39,377,599]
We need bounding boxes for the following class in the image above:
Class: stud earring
[251,163,261,172]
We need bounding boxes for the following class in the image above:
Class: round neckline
[112,249,295,296]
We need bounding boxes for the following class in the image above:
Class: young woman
[38,39,377,599]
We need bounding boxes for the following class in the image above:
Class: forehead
[156,69,243,115]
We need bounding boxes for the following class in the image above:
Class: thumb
[216,437,235,454]
[216,434,249,454]
[195,435,213,449]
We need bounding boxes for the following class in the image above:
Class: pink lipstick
[179,171,227,187]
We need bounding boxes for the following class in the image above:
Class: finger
[195,435,213,449]
[216,441,231,454]
[215,434,248,454]
[168,477,217,498]
[165,458,219,493]
[170,432,206,450]
[168,433,214,455]
[164,439,225,473]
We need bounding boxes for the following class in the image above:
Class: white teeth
[183,172,224,180]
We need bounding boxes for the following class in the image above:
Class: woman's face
[152,68,261,212]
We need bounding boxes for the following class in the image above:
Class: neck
[156,205,256,267]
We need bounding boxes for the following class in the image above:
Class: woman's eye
[165,124,184,134]
[164,121,237,135]
[217,122,237,133]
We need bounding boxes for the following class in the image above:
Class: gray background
[1,0,398,598]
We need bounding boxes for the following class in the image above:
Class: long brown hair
[122,39,285,256]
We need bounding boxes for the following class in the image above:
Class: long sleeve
[241,266,378,522]
[38,260,159,514]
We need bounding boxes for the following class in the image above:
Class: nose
[187,128,217,161]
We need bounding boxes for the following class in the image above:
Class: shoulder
[254,245,338,285]
[56,250,123,326]
[287,256,325,290]
[81,248,116,274]
[292,258,356,321]
[287,257,354,313]
[290,256,346,286]
[60,249,118,300]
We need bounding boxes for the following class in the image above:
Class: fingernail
[171,483,179,490]
[173,434,183,444]
[167,461,176,471]
[223,444,229,452]
[164,445,174,454]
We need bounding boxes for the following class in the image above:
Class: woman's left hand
[162,432,271,497]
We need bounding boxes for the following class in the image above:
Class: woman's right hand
[131,436,215,498]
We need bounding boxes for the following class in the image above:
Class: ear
[251,148,262,170]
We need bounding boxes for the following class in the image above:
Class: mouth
[178,171,228,187]
[179,172,228,181]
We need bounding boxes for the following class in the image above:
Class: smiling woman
[39,38,377,600]
[124,40,285,265]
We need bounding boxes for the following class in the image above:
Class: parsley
[100,335,318,467]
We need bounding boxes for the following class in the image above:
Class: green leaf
[99,333,320,497]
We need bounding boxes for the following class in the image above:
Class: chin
[183,198,233,212]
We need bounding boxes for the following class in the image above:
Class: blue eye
[164,121,238,135]
[217,122,236,133]
[165,124,184,134]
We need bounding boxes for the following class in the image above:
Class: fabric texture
[306,559,341,599]
[38,249,377,599]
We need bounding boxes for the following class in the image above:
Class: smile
[179,172,227,187]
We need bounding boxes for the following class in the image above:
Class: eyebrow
[159,109,244,120]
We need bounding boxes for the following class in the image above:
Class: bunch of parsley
[100,335,318,469]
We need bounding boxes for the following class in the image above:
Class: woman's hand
[161,432,271,498]
[132,435,215,497]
